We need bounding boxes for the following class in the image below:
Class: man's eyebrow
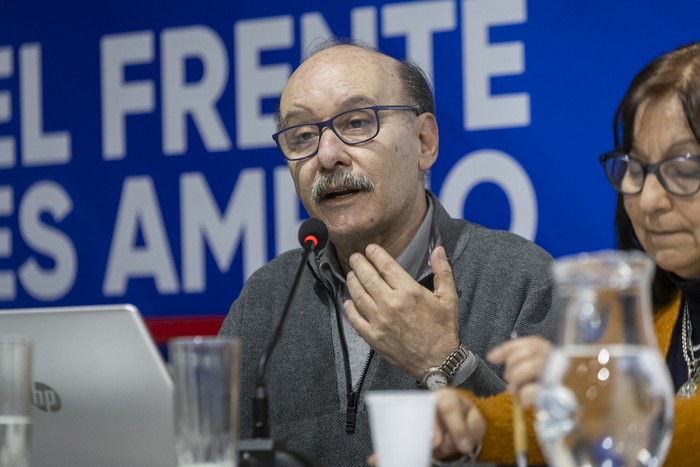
[279,110,308,129]
[279,95,377,129]
[341,95,376,108]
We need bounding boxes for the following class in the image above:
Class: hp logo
[32,382,62,412]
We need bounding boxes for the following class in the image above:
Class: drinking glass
[169,336,240,467]
[536,250,674,467]
[0,335,32,467]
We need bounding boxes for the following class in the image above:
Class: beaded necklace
[678,300,700,398]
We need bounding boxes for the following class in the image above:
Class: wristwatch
[419,345,469,390]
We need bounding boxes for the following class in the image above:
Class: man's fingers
[430,246,457,305]
[343,299,371,337]
[362,244,413,290]
[346,270,377,317]
[348,252,389,299]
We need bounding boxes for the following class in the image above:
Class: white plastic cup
[366,390,437,467]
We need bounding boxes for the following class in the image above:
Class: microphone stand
[238,221,325,467]
[253,244,314,439]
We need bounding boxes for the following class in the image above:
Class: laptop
[0,304,177,467]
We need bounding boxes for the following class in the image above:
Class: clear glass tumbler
[169,336,240,467]
[536,250,674,467]
[0,335,32,467]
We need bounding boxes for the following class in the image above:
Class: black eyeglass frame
[272,105,420,161]
[599,151,700,197]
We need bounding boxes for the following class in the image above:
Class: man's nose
[315,128,352,169]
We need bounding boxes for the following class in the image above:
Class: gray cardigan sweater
[220,191,556,466]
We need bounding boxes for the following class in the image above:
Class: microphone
[239,218,327,467]
[297,217,329,254]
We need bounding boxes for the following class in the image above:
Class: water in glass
[536,251,674,467]
[0,415,31,467]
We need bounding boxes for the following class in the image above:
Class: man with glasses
[220,41,558,466]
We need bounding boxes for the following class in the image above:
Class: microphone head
[298,218,329,250]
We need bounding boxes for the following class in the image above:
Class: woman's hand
[488,336,552,407]
[432,387,485,460]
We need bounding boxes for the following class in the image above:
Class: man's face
[278,46,436,249]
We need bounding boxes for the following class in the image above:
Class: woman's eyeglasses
[600,152,700,196]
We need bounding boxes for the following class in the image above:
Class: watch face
[425,371,449,390]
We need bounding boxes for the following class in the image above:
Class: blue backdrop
[1,0,698,321]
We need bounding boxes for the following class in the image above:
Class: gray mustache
[311,171,374,204]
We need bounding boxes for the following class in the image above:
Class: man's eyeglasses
[600,152,700,196]
[272,105,419,161]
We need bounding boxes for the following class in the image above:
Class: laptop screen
[0,304,177,467]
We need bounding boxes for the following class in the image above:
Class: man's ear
[416,113,439,171]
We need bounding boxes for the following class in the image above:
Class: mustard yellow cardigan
[461,294,699,465]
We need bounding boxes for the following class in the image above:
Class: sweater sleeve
[653,294,700,466]
[458,390,545,465]
[663,396,700,466]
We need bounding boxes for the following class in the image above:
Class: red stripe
[144,316,226,345]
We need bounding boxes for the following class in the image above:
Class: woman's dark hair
[612,42,700,309]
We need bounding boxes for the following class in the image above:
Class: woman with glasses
[431,42,700,467]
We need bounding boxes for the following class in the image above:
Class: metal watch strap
[439,345,469,378]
